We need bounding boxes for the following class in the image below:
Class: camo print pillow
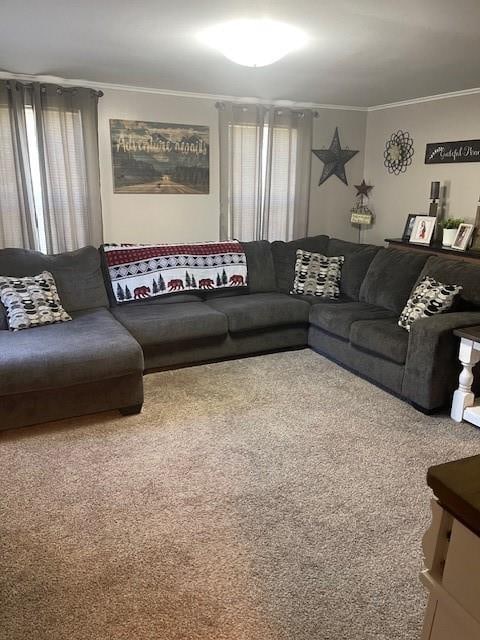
[398,276,462,332]
[0,271,71,331]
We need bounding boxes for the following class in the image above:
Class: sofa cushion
[0,308,143,396]
[326,239,380,300]
[309,300,395,340]
[290,293,353,305]
[113,293,203,308]
[204,240,276,299]
[99,246,205,307]
[206,293,310,333]
[147,294,202,304]
[0,246,109,313]
[350,318,409,364]
[271,235,329,293]
[359,248,428,314]
[417,256,480,310]
[242,240,277,293]
[111,301,228,347]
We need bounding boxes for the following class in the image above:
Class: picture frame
[402,214,420,241]
[451,223,474,251]
[409,215,436,245]
[109,119,209,194]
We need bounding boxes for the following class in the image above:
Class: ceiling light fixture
[198,19,308,67]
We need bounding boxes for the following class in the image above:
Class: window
[25,105,47,252]
[219,104,311,243]
[230,123,297,242]
[231,124,296,240]
[0,81,102,254]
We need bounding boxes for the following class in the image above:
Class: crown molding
[0,70,366,111]
[2,69,479,112]
[367,86,480,111]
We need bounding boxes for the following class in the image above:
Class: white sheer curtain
[219,102,312,242]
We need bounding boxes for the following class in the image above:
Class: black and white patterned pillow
[398,276,462,332]
[0,271,71,331]
[291,250,344,298]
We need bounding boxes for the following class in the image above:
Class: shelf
[385,238,480,263]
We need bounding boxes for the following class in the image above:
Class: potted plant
[441,218,464,247]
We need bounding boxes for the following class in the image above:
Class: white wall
[98,87,368,244]
[364,94,480,245]
[98,88,220,243]
[99,87,480,248]
[308,109,367,242]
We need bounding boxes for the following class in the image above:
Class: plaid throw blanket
[102,241,248,303]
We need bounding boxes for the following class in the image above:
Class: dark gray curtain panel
[0,80,38,249]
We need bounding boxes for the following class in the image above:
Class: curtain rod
[3,78,103,98]
[215,101,319,117]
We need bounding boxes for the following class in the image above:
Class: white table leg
[451,339,480,422]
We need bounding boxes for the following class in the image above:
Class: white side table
[451,326,480,427]
[421,456,480,640]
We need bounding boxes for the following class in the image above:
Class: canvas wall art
[110,119,209,194]
[425,139,480,164]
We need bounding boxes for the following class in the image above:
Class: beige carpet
[1,349,479,640]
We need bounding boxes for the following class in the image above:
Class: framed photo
[410,215,436,245]
[402,214,420,241]
[452,223,474,251]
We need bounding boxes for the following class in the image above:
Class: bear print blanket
[102,241,248,303]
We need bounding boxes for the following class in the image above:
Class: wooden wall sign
[425,139,480,164]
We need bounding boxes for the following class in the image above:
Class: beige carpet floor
[1,349,479,640]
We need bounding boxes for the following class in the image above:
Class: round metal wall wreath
[383,130,414,175]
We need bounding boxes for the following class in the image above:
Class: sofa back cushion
[271,235,329,293]
[326,238,380,300]
[99,248,203,306]
[0,246,109,314]
[197,240,277,300]
[417,256,480,310]
[359,248,429,314]
[0,305,7,330]
[241,240,277,293]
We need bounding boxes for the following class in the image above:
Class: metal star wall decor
[312,127,359,186]
[354,179,373,198]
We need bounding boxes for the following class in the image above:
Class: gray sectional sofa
[2,235,480,431]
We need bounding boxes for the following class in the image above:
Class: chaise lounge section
[2,236,480,431]
[0,247,144,428]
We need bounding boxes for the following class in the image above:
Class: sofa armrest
[402,312,480,411]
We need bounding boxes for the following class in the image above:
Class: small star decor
[312,127,359,186]
[351,180,374,228]
[354,179,373,198]
[383,130,414,175]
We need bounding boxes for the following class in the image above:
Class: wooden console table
[385,238,480,265]
[451,326,480,427]
[421,455,480,640]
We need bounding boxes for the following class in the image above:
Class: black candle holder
[429,181,440,217]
